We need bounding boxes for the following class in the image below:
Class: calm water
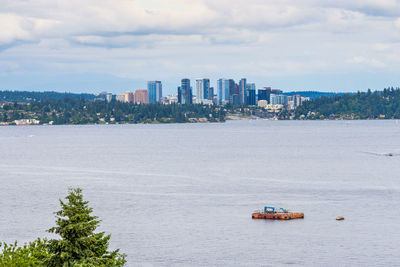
[1,120,400,266]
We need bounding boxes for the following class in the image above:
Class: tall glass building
[180,78,192,104]
[147,81,162,104]
[239,78,247,105]
[196,78,210,102]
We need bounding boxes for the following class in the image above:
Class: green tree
[0,239,49,266]
[45,188,126,267]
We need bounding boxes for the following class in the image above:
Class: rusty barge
[252,206,304,220]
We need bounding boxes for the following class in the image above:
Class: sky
[2,0,400,94]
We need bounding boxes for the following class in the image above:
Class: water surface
[1,120,400,266]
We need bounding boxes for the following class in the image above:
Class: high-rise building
[258,87,272,103]
[180,79,192,104]
[147,81,162,103]
[208,87,214,100]
[105,93,113,102]
[272,89,282,95]
[217,79,224,104]
[239,78,247,105]
[124,91,134,103]
[247,89,256,105]
[177,86,182,104]
[195,78,210,103]
[270,94,288,105]
[134,90,148,104]
[293,94,302,107]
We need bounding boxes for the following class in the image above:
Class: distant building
[196,78,210,103]
[264,104,284,113]
[270,94,288,106]
[257,87,273,103]
[208,87,214,100]
[177,86,182,103]
[293,95,301,107]
[116,94,125,102]
[167,95,178,104]
[134,90,148,104]
[124,91,134,103]
[247,89,256,105]
[257,100,268,108]
[217,78,234,105]
[147,81,162,103]
[14,119,40,125]
[239,78,247,105]
[180,78,192,104]
[105,93,113,102]
[272,89,282,95]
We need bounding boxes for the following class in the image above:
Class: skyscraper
[218,79,224,104]
[208,87,214,100]
[180,78,192,104]
[218,78,235,105]
[147,81,162,104]
[195,78,210,103]
[239,78,247,105]
[247,89,256,105]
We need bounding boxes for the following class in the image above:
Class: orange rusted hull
[252,212,304,220]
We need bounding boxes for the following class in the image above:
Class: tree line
[291,87,400,120]
[0,98,226,124]
[0,90,95,102]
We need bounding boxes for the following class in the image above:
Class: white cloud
[1,0,400,92]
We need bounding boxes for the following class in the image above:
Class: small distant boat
[336,217,345,221]
[252,206,304,220]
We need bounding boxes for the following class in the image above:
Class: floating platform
[252,206,304,220]
[252,212,304,220]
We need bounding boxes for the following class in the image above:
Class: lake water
[1,120,400,266]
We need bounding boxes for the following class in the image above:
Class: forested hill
[294,87,400,119]
[0,90,96,102]
[283,91,344,99]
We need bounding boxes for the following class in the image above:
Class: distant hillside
[0,90,96,102]
[292,87,400,120]
[283,91,345,99]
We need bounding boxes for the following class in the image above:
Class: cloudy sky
[2,0,400,94]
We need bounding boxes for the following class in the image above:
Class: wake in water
[360,151,400,157]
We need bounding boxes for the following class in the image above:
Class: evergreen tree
[45,188,126,267]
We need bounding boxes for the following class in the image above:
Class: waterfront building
[180,78,192,104]
[134,90,148,104]
[124,91,134,103]
[147,81,162,103]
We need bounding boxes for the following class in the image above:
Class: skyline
[2,1,400,93]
